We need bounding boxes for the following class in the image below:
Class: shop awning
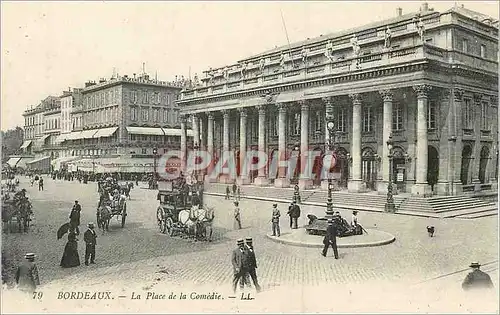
[36,135,50,145]
[126,127,164,136]
[6,157,21,167]
[20,140,32,149]
[26,156,51,165]
[94,127,118,138]
[51,156,82,170]
[55,133,70,143]
[81,129,99,139]
[163,128,194,137]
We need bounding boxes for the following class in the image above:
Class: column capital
[257,105,267,114]
[441,88,451,100]
[221,109,230,118]
[298,100,309,111]
[207,112,215,120]
[413,84,432,98]
[349,93,362,104]
[378,89,393,102]
[473,93,483,103]
[277,103,287,112]
[179,114,188,123]
[238,108,248,117]
[453,89,464,101]
[491,95,498,105]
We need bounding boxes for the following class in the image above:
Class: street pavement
[2,176,498,312]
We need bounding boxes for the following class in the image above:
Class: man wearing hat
[322,219,339,259]
[83,222,97,266]
[15,253,40,293]
[233,201,242,230]
[271,204,280,237]
[231,239,248,293]
[245,237,261,292]
[462,262,494,291]
[69,200,81,235]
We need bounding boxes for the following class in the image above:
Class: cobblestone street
[2,177,498,312]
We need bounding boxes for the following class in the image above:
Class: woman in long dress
[60,230,80,268]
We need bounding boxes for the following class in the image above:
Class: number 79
[33,292,43,299]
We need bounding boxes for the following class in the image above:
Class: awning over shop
[94,127,118,138]
[26,156,51,165]
[20,140,32,149]
[81,129,99,139]
[126,127,164,136]
[36,135,50,146]
[6,157,21,168]
[16,157,34,169]
[163,128,194,137]
[51,156,82,170]
[55,133,70,144]
[26,156,51,172]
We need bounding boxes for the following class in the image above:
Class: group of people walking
[59,201,97,268]
[231,237,261,293]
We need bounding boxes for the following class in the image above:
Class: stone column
[206,113,216,183]
[219,109,233,183]
[489,96,498,191]
[377,90,393,193]
[447,88,464,195]
[348,93,363,192]
[321,97,335,190]
[275,103,290,187]
[192,114,200,148]
[180,114,187,172]
[436,89,451,195]
[411,84,432,195]
[238,108,250,185]
[472,93,482,191]
[254,105,269,186]
[298,100,313,189]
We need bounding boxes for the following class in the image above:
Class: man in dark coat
[15,253,40,293]
[244,237,261,292]
[322,220,339,259]
[287,202,294,228]
[69,200,81,235]
[462,262,494,291]
[290,201,301,229]
[231,239,248,293]
[38,177,44,191]
[83,222,97,266]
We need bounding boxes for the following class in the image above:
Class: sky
[1,1,498,131]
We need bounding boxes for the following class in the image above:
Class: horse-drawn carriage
[96,188,127,231]
[156,179,213,241]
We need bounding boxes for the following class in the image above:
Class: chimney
[396,7,402,17]
[421,2,429,12]
[133,73,136,79]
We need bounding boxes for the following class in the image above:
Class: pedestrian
[225,186,230,200]
[237,186,241,201]
[233,201,242,229]
[38,177,44,191]
[231,239,247,293]
[291,201,301,229]
[271,204,280,237]
[322,219,339,259]
[232,183,237,198]
[15,253,40,293]
[244,237,261,292]
[287,202,294,228]
[462,262,494,291]
[69,200,81,235]
[60,229,80,268]
[83,222,97,266]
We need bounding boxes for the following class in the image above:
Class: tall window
[131,107,137,121]
[163,109,169,123]
[132,90,138,104]
[481,101,489,130]
[314,111,322,132]
[362,106,374,133]
[392,102,403,130]
[462,39,468,53]
[337,107,347,132]
[144,90,149,104]
[427,100,437,129]
[270,114,278,136]
[166,94,170,105]
[142,107,149,121]
[480,45,486,58]
[153,108,160,122]
[290,112,300,136]
[463,98,473,129]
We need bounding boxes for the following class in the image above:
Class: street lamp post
[325,119,336,224]
[153,147,158,182]
[385,133,396,213]
[193,143,200,183]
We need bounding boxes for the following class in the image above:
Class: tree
[1,127,24,163]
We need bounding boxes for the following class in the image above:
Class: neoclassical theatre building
[178,3,498,196]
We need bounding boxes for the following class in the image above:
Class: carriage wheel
[165,217,174,236]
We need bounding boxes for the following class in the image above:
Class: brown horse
[97,205,111,233]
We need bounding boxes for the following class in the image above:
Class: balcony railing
[181,44,498,101]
